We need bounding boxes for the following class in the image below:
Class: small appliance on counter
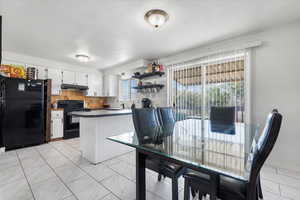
[142,98,152,108]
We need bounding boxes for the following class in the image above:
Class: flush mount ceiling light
[75,54,90,62]
[144,9,169,28]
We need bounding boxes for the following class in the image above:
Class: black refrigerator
[0,78,45,150]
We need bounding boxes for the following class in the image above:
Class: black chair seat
[183,169,210,181]
[146,157,183,175]
[219,176,246,199]
[184,170,246,199]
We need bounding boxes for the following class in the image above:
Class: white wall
[159,21,300,171]
[2,51,102,74]
[102,59,150,76]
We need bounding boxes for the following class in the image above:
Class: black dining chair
[157,107,176,136]
[210,106,236,135]
[131,106,185,200]
[182,109,282,200]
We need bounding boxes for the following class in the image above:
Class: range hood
[61,84,89,90]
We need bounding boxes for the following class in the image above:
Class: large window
[167,52,247,123]
[119,79,137,101]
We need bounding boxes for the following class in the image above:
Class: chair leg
[258,177,263,199]
[184,179,190,200]
[191,188,197,198]
[172,178,179,200]
[158,174,162,182]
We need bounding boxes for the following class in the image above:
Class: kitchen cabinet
[76,72,88,86]
[87,73,103,97]
[36,66,47,80]
[103,75,118,97]
[62,70,76,85]
[51,110,63,139]
[47,68,62,95]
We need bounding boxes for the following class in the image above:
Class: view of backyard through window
[168,57,245,122]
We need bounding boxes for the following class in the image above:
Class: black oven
[57,100,84,139]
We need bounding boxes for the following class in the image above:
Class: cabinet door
[62,70,76,85]
[36,66,47,80]
[76,72,88,86]
[104,75,118,97]
[48,68,62,95]
[51,118,63,139]
[87,73,103,96]
[95,75,103,96]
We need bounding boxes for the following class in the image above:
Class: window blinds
[166,51,248,172]
[167,51,246,122]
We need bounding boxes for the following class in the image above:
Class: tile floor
[0,138,298,200]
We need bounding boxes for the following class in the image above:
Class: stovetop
[57,100,84,112]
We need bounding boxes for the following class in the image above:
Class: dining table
[107,119,259,200]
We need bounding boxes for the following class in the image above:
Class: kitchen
[0,45,165,163]
[1,1,300,200]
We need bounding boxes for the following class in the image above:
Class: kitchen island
[71,109,134,164]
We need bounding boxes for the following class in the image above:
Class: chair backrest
[131,107,161,142]
[248,109,282,193]
[210,106,236,135]
[157,107,176,135]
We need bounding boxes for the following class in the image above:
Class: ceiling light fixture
[75,54,90,62]
[144,9,169,28]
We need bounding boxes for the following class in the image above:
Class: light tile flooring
[0,138,298,200]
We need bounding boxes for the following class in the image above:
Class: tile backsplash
[51,90,107,109]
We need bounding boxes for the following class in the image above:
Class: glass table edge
[107,135,250,182]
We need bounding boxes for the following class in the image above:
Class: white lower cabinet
[51,110,64,139]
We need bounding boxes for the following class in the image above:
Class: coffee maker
[142,98,152,108]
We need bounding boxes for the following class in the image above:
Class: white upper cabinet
[103,75,118,97]
[36,66,47,80]
[76,72,88,86]
[62,70,76,85]
[47,68,62,95]
[87,73,103,97]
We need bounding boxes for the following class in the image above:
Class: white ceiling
[1,0,300,69]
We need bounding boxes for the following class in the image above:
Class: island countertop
[70,109,132,118]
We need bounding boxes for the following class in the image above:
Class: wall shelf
[132,71,165,79]
[132,84,164,90]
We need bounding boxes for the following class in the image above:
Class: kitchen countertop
[51,108,64,111]
[70,109,132,118]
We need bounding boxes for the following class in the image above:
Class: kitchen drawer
[51,110,63,119]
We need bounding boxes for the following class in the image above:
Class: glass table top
[107,119,259,181]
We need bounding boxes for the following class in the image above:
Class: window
[167,51,248,123]
[119,79,137,101]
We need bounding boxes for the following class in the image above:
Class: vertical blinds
[167,51,246,122]
[167,51,247,171]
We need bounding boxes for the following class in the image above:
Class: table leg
[136,150,146,200]
[210,174,219,200]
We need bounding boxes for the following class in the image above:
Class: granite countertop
[70,109,132,118]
